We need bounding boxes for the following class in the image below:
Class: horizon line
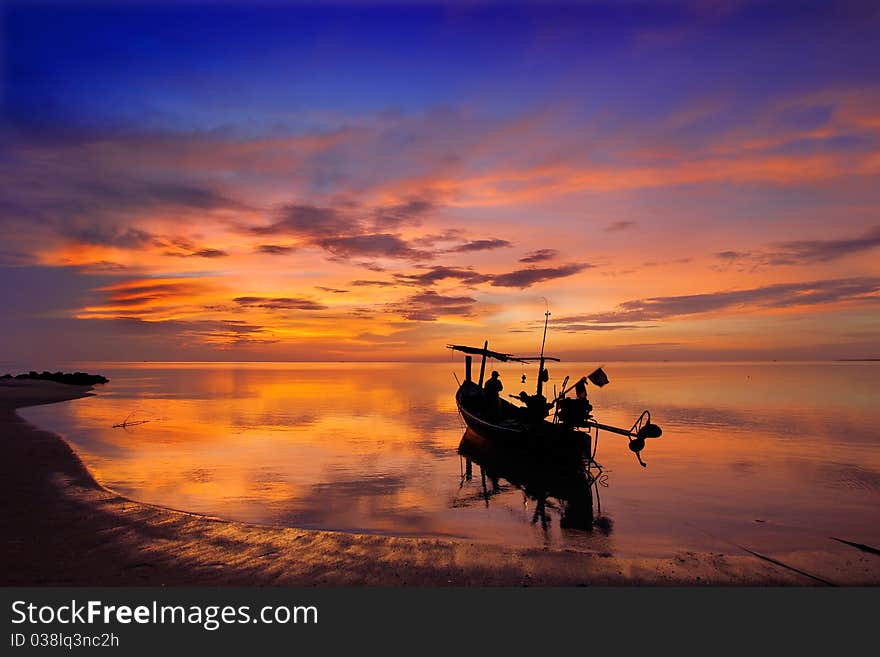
[2,358,878,366]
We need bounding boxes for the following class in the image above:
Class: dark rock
[8,371,109,386]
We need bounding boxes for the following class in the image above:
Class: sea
[16,360,880,558]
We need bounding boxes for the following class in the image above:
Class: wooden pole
[585,419,635,438]
[464,356,472,383]
[478,340,488,386]
[536,310,550,396]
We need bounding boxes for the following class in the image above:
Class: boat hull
[455,382,588,455]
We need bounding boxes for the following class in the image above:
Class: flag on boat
[587,367,609,387]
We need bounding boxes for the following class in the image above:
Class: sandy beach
[2,380,877,586]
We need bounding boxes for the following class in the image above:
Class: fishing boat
[449,308,662,467]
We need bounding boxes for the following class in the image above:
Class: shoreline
[2,381,877,586]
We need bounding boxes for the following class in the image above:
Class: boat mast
[535,308,550,397]
[478,339,488,386]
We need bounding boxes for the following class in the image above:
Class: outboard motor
[637,423,663,439]
[628,412,662,467]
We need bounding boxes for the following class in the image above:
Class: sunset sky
[2,1,879,363]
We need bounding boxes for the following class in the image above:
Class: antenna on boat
[536,298,550,397]
[539,297,550,361]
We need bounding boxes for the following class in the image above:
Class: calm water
[19,361,880,557]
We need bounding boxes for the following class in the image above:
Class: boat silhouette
[450,308,663,467]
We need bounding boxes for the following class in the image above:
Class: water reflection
[456,430,612,536]
[18,361,880,556]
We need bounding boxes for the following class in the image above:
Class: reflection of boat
[450,308,663,467]
[456,429,605,533]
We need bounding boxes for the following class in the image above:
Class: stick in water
[830,537,880,556]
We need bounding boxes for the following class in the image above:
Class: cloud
[394,291,476,321]
[186,319,274,345]
[354,261,387,272]
[108,317,279,347]
[251,204,355,238]
[714,227,880,270]
[769,226,880,263]
[255,244,295,255]
[387,262,592,289]
[243,197,508,264]
[79,277,219,319]
[317,233,433,260]
[233,296,327,311]
[519,249,559,263]
[552,323,647,332]
[248,203,437,261]
[98,279,212,302]
[393,266,492,287]
[777,103,834,132]
[568,277,880,324]
[490,263,592,288]
[604,220,637,232]
[62,226,156,249]
[64,180,245,216]
[157,236,229,258]
[0,150,250,260]
[715,250,751,261]
[75,260,129,273]
[166,247,229,258]
[372,197,435,229]
[350,279,400,287]
[445,238,512,253]
[193,248,228,258]
[315,286,349,294]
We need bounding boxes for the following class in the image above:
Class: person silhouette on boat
[557,376,592,428]
[484,371,503,415]
[575,376,588,399]
[517,390,552,424]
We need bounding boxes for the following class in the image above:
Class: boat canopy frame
[447,345,561,363]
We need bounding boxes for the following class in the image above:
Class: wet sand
[2,380,877,586]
